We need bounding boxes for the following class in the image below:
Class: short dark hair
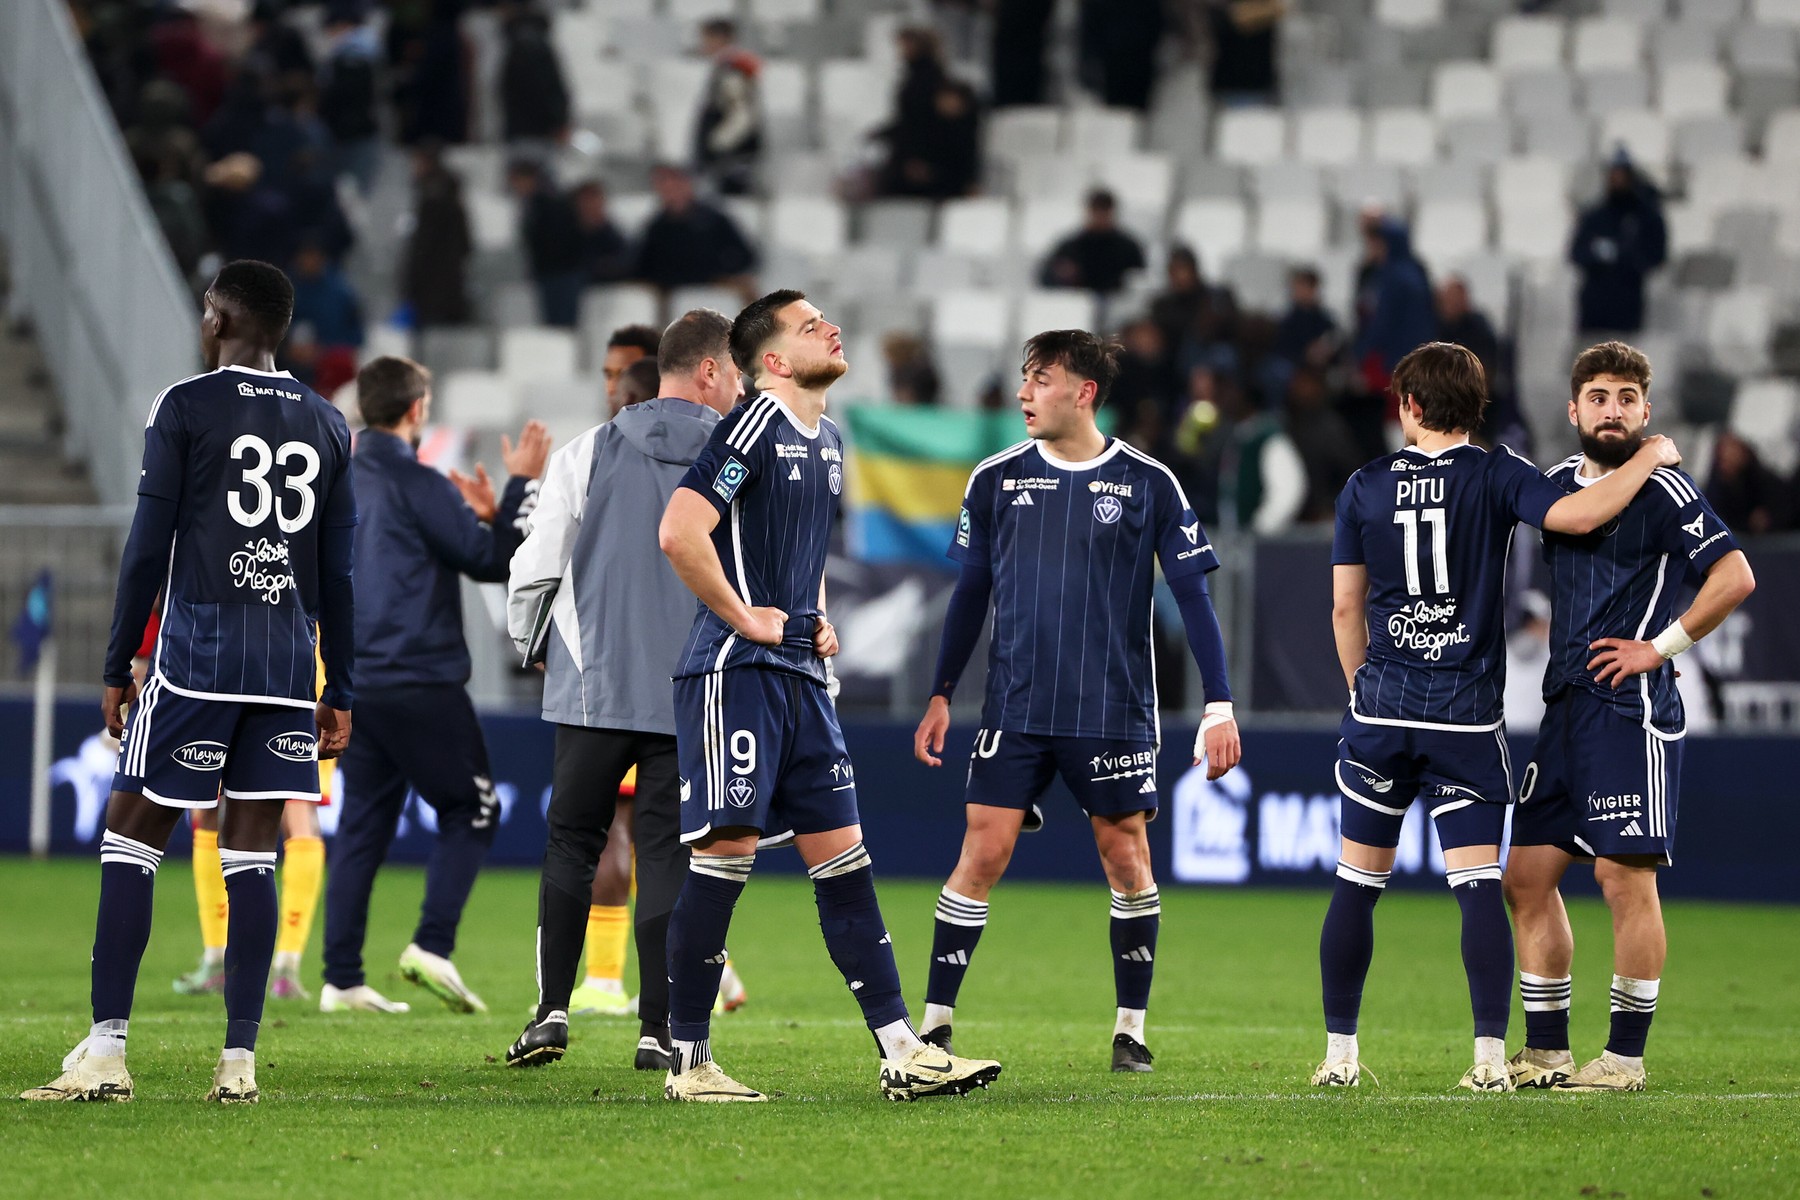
[211,259,294,344]
[619,357,661,405]
[701,17,736,40]
[1390,341,1488,434]
[659,308,733,377]
[1290,266,1321,288]
[730,289,807,378]
[1022,329,1121,409]
[1570,340,1652,401]
[357,356,431,429]
[1086,188,1117,212]
[608,324,662,356]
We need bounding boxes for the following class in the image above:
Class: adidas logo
[878,933,892,945]
[1621,820,1644,837]
[1682,514,1705,538]
[935,950,970,966]
[1011,491,1034,507]
[703,952,728,965]
[1120,946,1154,963]
[1138,778,1157,794]
[788,464,802,481]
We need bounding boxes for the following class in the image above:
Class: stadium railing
[0,0,198,508]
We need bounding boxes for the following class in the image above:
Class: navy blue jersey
[672,393,843,684]
[1541,458,1738,736]
[950,437,1216,741]
[1332,443,1564,730]
[138,366,356,707]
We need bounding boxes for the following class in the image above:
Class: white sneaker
[19,1037,132,1102]
[1554,1050,1647,1092]
[1310,1057,1364,1087]
[320,983,412,1014]
[1507,1046,1574,1089]
[206,1053,259,1104]
[398,944,487,1014]
[1458,1061,1516,1092]
[879,1042,1003,1101]
[715,961,748,1013]
[663,1060,767,1102]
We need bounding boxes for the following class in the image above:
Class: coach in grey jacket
[503,309,742,1071]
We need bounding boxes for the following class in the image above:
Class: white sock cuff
[1446,862,1502,888]
[1520,972,1572,1012]
[808,841,871,880]
[935,887,989,927]
[90,1019,128,1041]
[219,848,278,879]
[1336,860,1391,889]
[100,831,163,871]
[1110,886,1161,919]
[1610,975,1660,1012]
[690,854,754,883]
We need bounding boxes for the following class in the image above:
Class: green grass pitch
[3,857,1796,1198]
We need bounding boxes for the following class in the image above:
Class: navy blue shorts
[1334,713,1513,851]
[675,667,858,847]
[964,729,1160,822]
[1511,689,1682,864]
[113,676,320,809]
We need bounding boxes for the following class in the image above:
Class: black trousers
[536,724,683,1030]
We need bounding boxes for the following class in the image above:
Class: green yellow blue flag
[843,408,1029,567]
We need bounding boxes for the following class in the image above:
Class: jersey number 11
[1393,508,1449,595]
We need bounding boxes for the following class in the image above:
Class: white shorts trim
[1348,705,1503,734]
[222,788,323,802]
[1334,761,1408,816]
[152,673,315,710]
[142,786,218,810]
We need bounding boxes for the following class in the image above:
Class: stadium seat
[1573,18,1648,72]
[760,61,811,149]
[499,329,580,383]
[1369,109,1437,165]
[1673,114,1744,165]
[833,245,906,297]
[1215,108,1288,165]
[1581,68,1652,115]
[907,248,982,292]
[1602,0,1668,17]
[1249,161,1324,202]
[1685,156,1772,216]
[1329,162,1407,214]
[1650,23,1721,69]
[1413,198,1490,262]
[580,285,660,347]
[1180,160,1247,200]
[1498,200,1572,262]
[1728,23,1800,73]
[466,191,515,253]
[937,198,1014,258]
[1707,288,1776,374]
[1222,252,1290,315]
[931,289,1011,351]
[1065,107,1143,160]
[437,371,524,431]
[769,196,848,257]
[1494,156,1572,212]
[1675,0,1745,21]
[1520,112,1596,160]
[719,196,767,244]
[1431,62,1501,118]
[1014,290,1098,345]
[646,59,709,160]
[1491,16,1567,73]
[1374,0,1444,29]
[522,378,603,429]
[1752,0,1800,24]
[1091,152,1176,221]
[748,0,825,22]
[818,58,896,156]
[1017,197,1079,259]
[1411,161,1487,203]
[1173,197,1250,272]
[1762,108,1800,161]
[1363,64,1430,109]
[1252,196,1329,260]
[418,328,497,374]
[1659,62,1729,116]
[669,285,745,321]
[984,106,1062,172]
[1446,253,1513,330]
[606,192,657,231]
[1012,155,1085,203]
[936,344,1005,408]
[1600,110,1672,172]
[489,283,540,330]
[1293,110,1366,166]
[1730,377,1800,472]
[1440,115,1512,165]
[859,200,934,249]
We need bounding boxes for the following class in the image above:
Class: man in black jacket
[1570,154,1668,336]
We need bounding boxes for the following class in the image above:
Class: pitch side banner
[2,700,1796,903]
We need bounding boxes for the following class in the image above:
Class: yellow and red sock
[585,904,630,984]
[193,827,228,955]
[276,836,325,958]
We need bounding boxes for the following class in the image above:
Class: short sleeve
[947,465,996,566]
[1487,444,1563,530]
[1655,472,1740,576]
[1330,473,1365,565]
[1152,469,1219,580]
[677,408,762,516]
[138,390,187,501]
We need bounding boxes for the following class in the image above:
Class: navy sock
[1606,975,1659,1058]
[221,849,279,1051]
[1320,862,1388,1035]
[924,887,988,1010]
[1521,973,1573,1052]
[810,843,909,1039]
[1109,887,1161,1011]
[1448,864,1512,1041]
[91,832,165,1025]
[666,855,751,1044]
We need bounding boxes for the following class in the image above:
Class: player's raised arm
[1540,434,1680,535]
[658,486,785,644]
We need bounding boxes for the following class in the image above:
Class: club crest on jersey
[829,462,843,495]
[726,777,756,808]
[230,538,297,604]
[1093,495,1123,524]
[713,457,750,503]
[266,732,317,762]
[172,740,229,771]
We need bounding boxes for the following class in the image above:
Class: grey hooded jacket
[507,397,721,733]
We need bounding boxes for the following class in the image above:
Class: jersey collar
[1035,437,1122,471]
[221,364,297,379]
[1400,438,1474,459]
[756,391,821,439]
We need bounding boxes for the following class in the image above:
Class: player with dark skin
[100,287,352,857]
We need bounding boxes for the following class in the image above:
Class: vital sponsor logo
[230,538,297,604]
[713,457,750,503]
[1387,597,1472,661]
[1093,495,1123,524]
[236,380,303,401]
[172,740,229,771]
[1089,479,1134,497]
[1001,476,1060,491]
[266,732,316,762]
[726,777,756,808]
[818,445,842,463]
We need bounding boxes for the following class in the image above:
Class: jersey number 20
[1393,507,1449,595]
[229,434,320,533]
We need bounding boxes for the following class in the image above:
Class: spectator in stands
[1352,216,1435,407]
[1570,151,1668,336]
[875,28,982,200]
[1207,0,1283,105]
[137,146,211,281]
[615,358,663,417]
[1113,318,1181,449]
[693,19,762,196]
[1272,267,1338,368]
[603,325,663,412]
[318,3,383,193]
[1704,431,1789,536]
[286,236,366,398]
[1283,366,1362,523]
[881,333,942,406]
[633,164,756,296]
[390,1,471,146]
[1435,275,1528,452]
[246,0,316,82]
[573,181,632,285]
[507,160,584,328]
[150,7,228,127]
[499,3,570,147]
[1039,190,1147,295]
[1205,373,1306,535]
[401,143,473,328]
[203,152,301,267]
[991,0,1052,107]
[1077,0,1162,111]
[1150,246,1239,370]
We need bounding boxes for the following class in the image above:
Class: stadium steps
[0,304,98,507]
